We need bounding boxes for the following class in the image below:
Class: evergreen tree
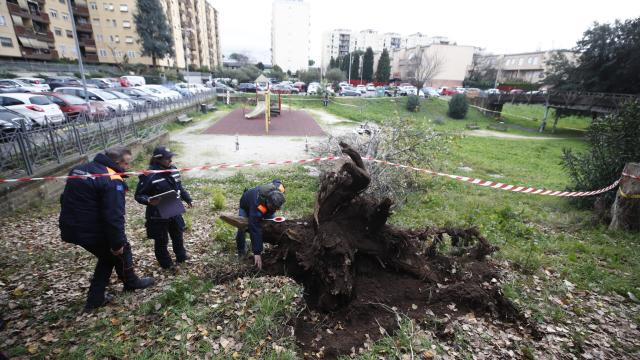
[350,52,360,80]
[339,54,349,73]
[134,0,174,67]
[329,56,336,70]
[375,49,391,83]
[362,47,374,82]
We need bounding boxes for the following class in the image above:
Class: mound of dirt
[218,142,535,357]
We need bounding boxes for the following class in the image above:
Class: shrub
[406,95,420,112]
[562,101,640,209]
[434,116,446,125]
[448,94,469,119]
[209,218,236,252]
[210,187,226,211]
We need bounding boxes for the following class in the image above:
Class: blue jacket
[59,153,128,251]
[240,185,278,255]
[134,164,192,220]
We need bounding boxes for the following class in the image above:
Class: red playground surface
[204,108,326,136]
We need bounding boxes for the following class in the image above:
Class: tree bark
[609,163,640,232]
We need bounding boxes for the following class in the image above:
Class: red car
[41,92,109,120]
[440,87,459,96]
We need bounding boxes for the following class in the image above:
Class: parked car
[440,87,459,96]
[41,92,90,118]
[117,87,160,103]
[356,85,367,94]
[307,82,320,95]
[237,83,257,93]
[339,87,361,97]
[214,84,236,94]
[15,77,50,91]
[54,87,133,112]
[0,93,65,126]
[120,75,146,87]
[464,88,482,98]
[45,76,83,90]
[398,83,417,96]
[509,88,524,94]
[106,90,147,108]
[0,79,44,93]
[0,85,30,94]
[87,78,113,89]
[366,84,376,92]
[271,84,293,94]
[138,85,182,100]
[169,84,193,97]
[0,107,32,139]
[485,88,501,95]
[293,82,306,93]
[421,87,440,98]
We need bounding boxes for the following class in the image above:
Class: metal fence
[0,90,216,177]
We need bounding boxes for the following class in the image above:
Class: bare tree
[406,46,443,90]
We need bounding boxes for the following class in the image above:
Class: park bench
[487,122,508,131]
[465,123,480,130]
[200,103,217,113]
[177,114,193,123]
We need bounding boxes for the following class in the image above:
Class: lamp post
[348,52,352,84]
[66,0,88,102]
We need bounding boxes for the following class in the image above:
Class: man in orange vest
[59,146,154,312]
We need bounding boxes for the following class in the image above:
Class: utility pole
[348,52,352,84]
[66,0,88,103]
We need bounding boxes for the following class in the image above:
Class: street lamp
[66,0,88,102]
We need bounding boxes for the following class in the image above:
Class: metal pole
[348,52,352,84]
[67,0,89,103]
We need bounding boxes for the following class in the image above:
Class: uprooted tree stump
[221,142,535,356]
[610,163,640,232]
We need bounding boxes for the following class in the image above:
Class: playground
[204,108,325,136]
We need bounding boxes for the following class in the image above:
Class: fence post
[16,131,34,175]
[72,119,85,154]
[46,117,62,163]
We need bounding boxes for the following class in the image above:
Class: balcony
[15,25,55,43]
[73,4,90,17]
[79,38,96,47]
[83,54,99,63]
[75,23,93,33]
[30,12,50,24]
[23,49,59,61]
[7,3,31,18]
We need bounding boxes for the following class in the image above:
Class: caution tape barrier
[0,155,628,198]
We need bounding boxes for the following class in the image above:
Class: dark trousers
[80,241,137,307]
[235,208,249,256]
[147,217,187,268]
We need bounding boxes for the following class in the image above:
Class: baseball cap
[152,146,176,159]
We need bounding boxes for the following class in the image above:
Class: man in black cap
[59,146,154,312]
[135,146,193,269]
[236,180,286,269]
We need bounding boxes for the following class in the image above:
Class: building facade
[320,29,353,70]
[476,50,577,84]
[0,0,221,70]
[391,43,475,88]
[271,0,310,73]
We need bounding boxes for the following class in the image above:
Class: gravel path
[465,129,567,140]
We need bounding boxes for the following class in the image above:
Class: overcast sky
[212,0,640,63]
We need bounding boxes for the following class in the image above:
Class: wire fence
[0,90,217,177]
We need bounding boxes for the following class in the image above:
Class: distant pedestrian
[323,93,329,107]
[59,146,154,312]
[135,147,193,269]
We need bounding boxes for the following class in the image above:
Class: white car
[0,93,65,126]
[356,85,367,94]
[366,84,376,92]
[120,75,146,87]
[139,85,182,100]
[0,79,45,93]
[54,87,132,112]
[307,83,319,95]
[398,84,417,96]
[15,77,50,91]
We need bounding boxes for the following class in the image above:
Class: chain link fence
[0,90,216,178]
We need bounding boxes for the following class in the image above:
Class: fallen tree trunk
[610,163,640,232]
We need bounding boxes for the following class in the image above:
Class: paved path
[465,130,568,140]
[204,108,325,136]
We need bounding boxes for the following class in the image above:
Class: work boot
[83,293,115,313]
[123,276,155,292]
[176,254,191,264]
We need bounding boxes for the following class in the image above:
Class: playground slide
[245,101,266,119]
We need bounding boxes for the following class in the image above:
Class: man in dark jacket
[59,146,154,312]
[236,180,285,269]
[134,147,193,269]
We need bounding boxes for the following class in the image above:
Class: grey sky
[213,0,640,63]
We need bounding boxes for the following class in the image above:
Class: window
[109,35,114,42]
[96,34,103,42]
[517,58,523,66]
[66,30,73,38]
[0,37,13,47]
[62,12,69,21]
[533,57,539,65]
[0,96,24,106]
[93,18,100,23]
[90,2,97,9]
[127,50,135,58]
[99,49,108,56]
[59,0,65,4]
[0,15,6,26]
[122,20,130,28]
[54,27,62,36]
[120,4,128,11]
[50,9,58,18]
[111,19,117,27]
[527,57,533,65]
[125,36,133,43]
[114,35,119,43]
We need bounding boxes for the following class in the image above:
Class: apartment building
[2,0,58,61]
[320,29,354,70]
[0,0,221,70]
[391,43,475,88]
[476,50,577,84]
[271,0,310,72]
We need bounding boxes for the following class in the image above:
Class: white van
[120,76,146,87]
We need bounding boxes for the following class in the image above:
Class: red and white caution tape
[366,158,621,197]
[0,155,626,198]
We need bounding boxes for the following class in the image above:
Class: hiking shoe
[83,293,114,313]
[123,277,155,292]
[176,254,191,263]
